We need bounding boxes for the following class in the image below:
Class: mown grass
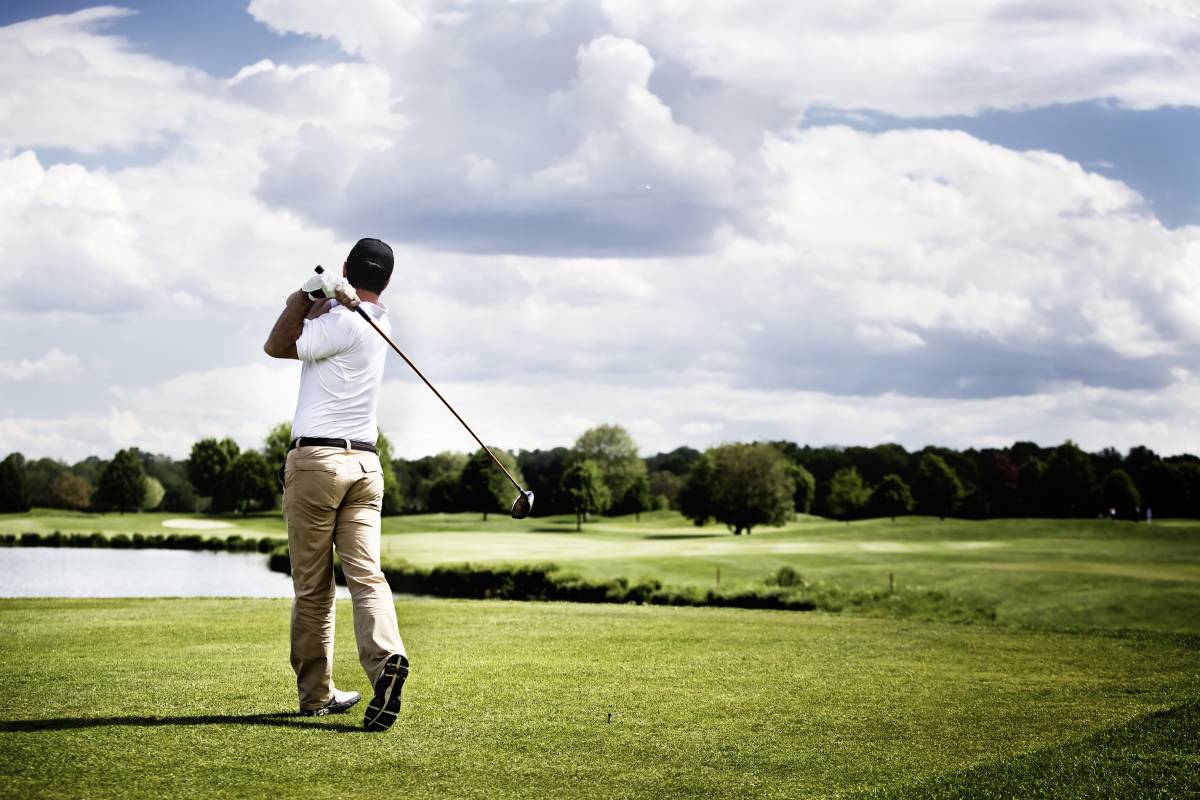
[5,510,1199,634]
[1,598,1197,799]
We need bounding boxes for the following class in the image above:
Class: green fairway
[1,598,1196,799]
[0,508,286,539]
[5,510,1199,634]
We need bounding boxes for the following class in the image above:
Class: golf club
[313,266,535,519]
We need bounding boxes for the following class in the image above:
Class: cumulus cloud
[0,349,83,383]
[3,2,1200,462]
[601,0,1200,116]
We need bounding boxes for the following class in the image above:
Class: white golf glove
[301,268,340,301]
[301,267,362,310]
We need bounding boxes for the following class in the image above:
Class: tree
[1018,456,1047,517]
[516,447,572,517]
[227,451,278,513]
[141,476,165,511]
[705,443,796,535]
[827,467,871,521]
[140,453,198,513]
[95,449,147,513]
[679,454,715,526]
[375,431,404,516]
[791,464,816,514]
[571,424,647,511]
[614,472,652,520]
[263,422,293,470]
[560,460,610,531]
[1100,469,1140,520]
[913,453,964,520]
[459,446,524,521]
[644,446,702,477]
[49,472,93,510]
[24,457,69,507]
[188,437,240,510]
[0,453,31,512]
[869,473,914,521]
[1043,440,1097,517]
[427,471,462,512]
[647,470,683,510]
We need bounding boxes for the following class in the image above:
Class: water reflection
[0,548,350,599]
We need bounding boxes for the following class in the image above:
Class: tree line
[1,427,1197,531]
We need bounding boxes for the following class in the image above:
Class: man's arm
[263,291,316,360]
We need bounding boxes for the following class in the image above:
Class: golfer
[263,237,408,732]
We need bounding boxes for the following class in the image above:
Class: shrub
[110,534,132,549]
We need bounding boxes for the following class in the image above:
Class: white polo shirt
[291,300,390,443]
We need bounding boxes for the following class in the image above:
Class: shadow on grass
[0,712,365,734]
[854,698,1200,800]
[641,533,726,541]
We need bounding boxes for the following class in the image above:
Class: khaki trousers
[283,446,405,711]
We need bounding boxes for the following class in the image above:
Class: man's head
[343,238,394,294]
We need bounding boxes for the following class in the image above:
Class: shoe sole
[364,654,408,732]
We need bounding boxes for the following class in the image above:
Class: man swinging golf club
[263,237,408,732]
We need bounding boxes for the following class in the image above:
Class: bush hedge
[2,530,279,554]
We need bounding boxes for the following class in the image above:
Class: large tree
[0,453,31,513]
[679,454,715,526]
[516,447,572,517]
[827,467,871,521]
[141,476,166,511]
[913,453,964,520]
[1100,469,1140,520]
[791,464,816,514]
[459,446,524,521]
[705,443,796,535]
[263,421,293,469]
[571,424,647,510]
[188,437,240,510]
[869,473,915,521]
[613,472,653,520]
[227,450,277,513]
[375,431,404,516]
[1043,440,1097,518]
[560,459,610,532]
[95,449,147,513]
[49,472,93,510]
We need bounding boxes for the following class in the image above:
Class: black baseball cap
[347,237,393,272]
[345,238,394,292]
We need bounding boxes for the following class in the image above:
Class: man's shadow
[0,713,364,734]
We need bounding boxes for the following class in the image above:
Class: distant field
[1,598,1196,799]
[4,509,1198,634]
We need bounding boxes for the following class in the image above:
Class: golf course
[2,511,1197,798]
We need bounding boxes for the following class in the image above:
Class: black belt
[288,437,378,454]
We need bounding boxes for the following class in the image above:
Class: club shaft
[355,306,524,493]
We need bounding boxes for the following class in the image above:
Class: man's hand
[301,268,360,310]
[301,269,340,301]
[334,278,361,310]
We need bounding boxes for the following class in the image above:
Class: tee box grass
[1,598,1197,799]
[1,510,1198,797]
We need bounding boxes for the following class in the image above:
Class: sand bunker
[161,519,234,530]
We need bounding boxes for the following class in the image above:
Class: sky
[0,0,1198,464]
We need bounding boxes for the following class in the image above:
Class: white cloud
[0,348,82,383]
[601,0,1200,116]
[2,2,1200,464]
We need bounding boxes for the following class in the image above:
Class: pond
[0,548,350,599]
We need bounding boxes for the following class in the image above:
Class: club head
[511,490,534,519]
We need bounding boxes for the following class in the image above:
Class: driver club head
[511,490,535,519]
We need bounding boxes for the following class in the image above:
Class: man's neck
[356,289,381,305]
